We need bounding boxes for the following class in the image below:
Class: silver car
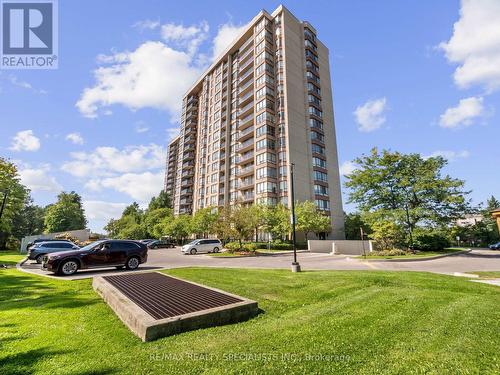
[181,239,222,255]
[28,241,80,263]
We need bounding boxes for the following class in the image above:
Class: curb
[356,249,472,262]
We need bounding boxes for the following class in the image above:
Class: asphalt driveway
[17,247,500,280]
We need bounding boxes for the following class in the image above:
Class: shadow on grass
[0,272,98,312]
[0,348,70,375]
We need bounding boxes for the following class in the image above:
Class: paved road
[18,248,500,280]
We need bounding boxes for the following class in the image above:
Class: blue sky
[1,0,499,232]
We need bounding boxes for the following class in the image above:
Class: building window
[309,106,322,118]
[315,199,330,210]
[256,139,276,150]
[313,170,328,182]
[256,152,276,165]
[256,167,277,179]
[310,131,324,142]
[309,118,323,130]
[312,157,326,168]
[314,184,328,196]
[312,143,325,155]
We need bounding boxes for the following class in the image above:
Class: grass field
[1,267,499,374]
[0,250,25,265]
[470,271,500,279]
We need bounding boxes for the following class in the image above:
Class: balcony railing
[239,125,254,138]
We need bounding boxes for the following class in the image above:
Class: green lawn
[1,267,499,374]
[357,248,465,260]
[0,250,25,265]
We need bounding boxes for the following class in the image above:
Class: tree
[163,215,192,244]
[344,212,371,240]
[230,205,255,248]
[148,190,172,210]
[191,207,217,238]
[44,192,87,233]
[144,208,173,239]
[247,204,269,241]
[213,207,235,243]
[266,203,290,240]
[0,158,28,248]
[296,201,331,240]
[11,197,45,239]
[345,148,470,246]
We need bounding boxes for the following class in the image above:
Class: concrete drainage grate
[93,272,258,341]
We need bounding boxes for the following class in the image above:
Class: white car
[182,239,222,255]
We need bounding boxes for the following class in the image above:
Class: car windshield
[187,240,199,245]
[78,240,105,251]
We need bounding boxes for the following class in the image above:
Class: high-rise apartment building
[164,5,344,239]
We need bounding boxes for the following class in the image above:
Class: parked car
[148,240,175,249]
[181,239,222,255]
[26,238,71,251]
[28,241,80,263]
[489,242,500,250]
[42,239,148,276]
[140,239,156,244]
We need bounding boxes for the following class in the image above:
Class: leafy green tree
[44,192,87,233]
[267,203,290,240]
[0,158,28,248]
[344,212,371,240]
[163,215,192,244]
[191,207,217,238]
[148,190,172,210]
[345,148,470,246]
[144,208,173,239]
[296,201,331,240]
[213,207,236,243]
[230,205,255,248]
[11,197,45,239]
[247,204,269,241]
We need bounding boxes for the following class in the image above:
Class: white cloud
[439,0,500,92]
[212,22,247,60]
[77,19,249,120]
[135,121,149,133]
[65,132,84,145]
[439,96,484,128]
[166,127,180,141]
[339,161,357,176]
[426,150,471,161]
[133,19,160,31]
[0,72,47,94]
[161,21,209,55]
[61,143,166,178]
[353,98,387,132]
[10,130,41,151]
[97,172,164,202]
[18,164,62,192]
[76,41,204,119]
[83,200,128,221]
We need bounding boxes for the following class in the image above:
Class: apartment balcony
[182,161,195,169]
[238,113,254,130]
[239,67,254,85]
[237,138,254,153]
[180,188,193,196]
[180,179,193,187]
[181,170,194,178]
[237,152,254,164]
[238,125,254,142]
[239,79,254,95]
[239,55,254,73]
[239,89,254,106]
[179,198,193,205]
[239,100,254,117]
[240,192,255,201]
[239,36,254,55]
[237,164,255,178]
[183,151,195,160]
[179,208,192,214]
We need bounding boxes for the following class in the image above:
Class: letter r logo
[2,2,53,54]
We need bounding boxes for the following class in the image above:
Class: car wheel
[36,254,45,264]
[126,256,140,270]
[59,260,79,276]
[190,248,197,255]
[213,247,220,253]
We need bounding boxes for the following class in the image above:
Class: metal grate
[103,273,243,320]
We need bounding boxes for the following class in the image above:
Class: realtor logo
[1,0,58,69]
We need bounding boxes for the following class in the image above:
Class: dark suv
[42,240,148,276]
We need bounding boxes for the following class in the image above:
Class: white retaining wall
[20,229,91,253]
[308,240,373,255]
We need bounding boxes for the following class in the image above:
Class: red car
[42,240,148,276]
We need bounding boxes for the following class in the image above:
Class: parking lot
[17,247,500,280]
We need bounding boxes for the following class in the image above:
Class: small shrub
[224,242,241,253]
[242,243,257,253]
[369,249,408,257]
[412,231,450,251]
[271,242,293,250]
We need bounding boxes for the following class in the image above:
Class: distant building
[164,5,344,239]
[491,208,500,234]
[456,214,484,227]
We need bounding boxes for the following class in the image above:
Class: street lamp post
[290,163,301,272]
